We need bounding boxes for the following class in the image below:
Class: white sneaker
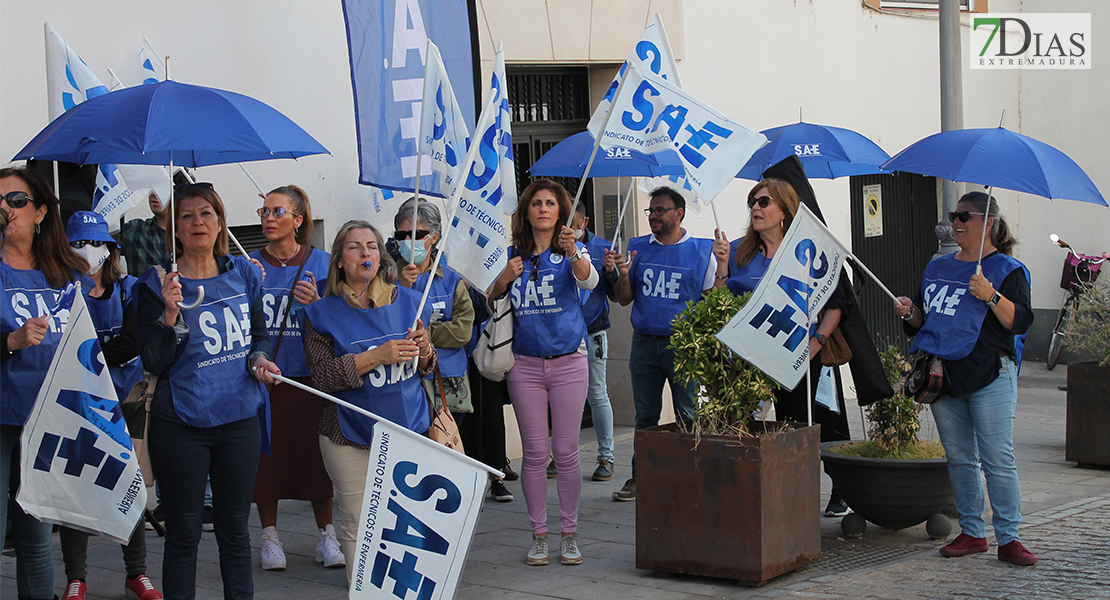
[260,527,287,571]
[525,535,549,566]
[316,524,345,568]
[560,533,582,565]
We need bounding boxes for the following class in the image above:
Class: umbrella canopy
[529,131,684,178]
[14,80,328,168]
[736,121,890,181]
[881,127,1106,207]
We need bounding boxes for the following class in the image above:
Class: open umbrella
[529,131,684,178]
[736,121,890,181]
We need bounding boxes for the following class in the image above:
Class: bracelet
[901,305,916,321]
[715,274,728,280]
[569,250,581,262]
[813,333,828,346]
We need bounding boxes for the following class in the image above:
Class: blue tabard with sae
[510,245,589,357]
[627,235,714,336]
[139,257,267,427]
[581,233,611,326]
[248,248,330,377]
[911,252,1028,361]
[414,265,468,378]
[725,238,772,297]
[85,276,144,403]
[304,287,431,445]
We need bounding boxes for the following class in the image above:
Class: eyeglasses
[747,196,773,209]
[1,191,34,209]
[257,206,297,219]
[70,240,108,249]
[948,211,984,223]
[529,255,540,282]
[643,206,678,217]
[395,229,431,241]
[173,182,214,191]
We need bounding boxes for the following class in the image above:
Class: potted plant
[820,346,953,538]
[1064,279,1110,467]
[635,286,821,584]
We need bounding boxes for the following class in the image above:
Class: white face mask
[573,229,584,240]
[76,244,110,276]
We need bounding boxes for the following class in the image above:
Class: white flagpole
[976,111,1007,275]
[410,39,434,249]
[806,311,814,427]
[566,75,632,230]
[610,180,636,252]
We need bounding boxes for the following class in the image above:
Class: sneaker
[526,535,549,566]
[547,458,557,478]
[490,479,514,502]
[316,524,346,568]
[612,478,636,502]
[998,540,1038,566]
[124,574,163,600]
[261,527,287,571]
[63,579,87,600]
[592,458,615,482]
[502,461,519,481]
[560,534,583,565]
[823,498,851,517]
[939,532,989,557]
[201,505,214,532]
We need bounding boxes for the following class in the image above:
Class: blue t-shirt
[627,235,714,336]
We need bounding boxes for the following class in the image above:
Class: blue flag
[342,0,476,197]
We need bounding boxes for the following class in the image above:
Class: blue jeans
[149,416,260,600]
[1,425,56,600]
[586,331,615,462]
[629,332,697,477]
[931,356,1022,546]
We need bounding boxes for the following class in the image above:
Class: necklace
[268,243,299,267]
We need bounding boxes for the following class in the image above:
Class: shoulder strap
[272,246,314,359]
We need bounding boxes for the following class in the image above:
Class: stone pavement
[4,364,1109,599]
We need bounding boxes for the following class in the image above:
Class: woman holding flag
[248,186,343,573]
[488,179,598,567]
[1,166,87,600]
[137,183,280,600]
[59,211,161,600]
[301,220,435,582]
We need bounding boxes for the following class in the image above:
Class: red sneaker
[998,540,1039,566]
[939,532,988,557]
[62,579,87,600]
[125,574,164,600]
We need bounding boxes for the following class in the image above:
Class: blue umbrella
[14,80,328,167]
[736,121,890,181]
[880,127,1106,207]
[529,131,684,178]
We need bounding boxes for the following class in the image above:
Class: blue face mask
[399,240,429,265]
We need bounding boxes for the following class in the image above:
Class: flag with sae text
[18,291,146,545]
[419,41,471,198]
[715,204,849,390]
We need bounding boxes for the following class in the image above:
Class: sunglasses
[257,206,297,219]
[395,229,431,241]
[1,191,34,209]
[747,196,773,209]
[70,240,108,249]
[529,255,540,282]
[643,206,678,217]
[948,211,984,223]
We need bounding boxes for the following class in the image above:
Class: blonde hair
[324,220,396,297]
[734,179,800,268]
[167,185,229,257]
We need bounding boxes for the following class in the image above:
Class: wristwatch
[813,333,829,346]
[569,249,582,262]
[987,291,1002,307]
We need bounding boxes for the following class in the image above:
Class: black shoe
[490,479,514,502]
[202,505,215,531]
[824,497,851,517]
[547,458,557,479]
[502,462,519,481]
[612,478,636,502]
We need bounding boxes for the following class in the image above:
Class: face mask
[76,244,110,276]
[398,240,429,266]
[573,229,585,240]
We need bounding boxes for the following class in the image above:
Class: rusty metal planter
[1067,363,1110,467]
[635,422,821,584]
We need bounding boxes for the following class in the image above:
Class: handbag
[819,325,853,367]
[903,352,950,404]
[472,292,514,381]
[121,372,158,486]
[425,363,464,453]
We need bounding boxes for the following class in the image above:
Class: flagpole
[610,180,636,252]
[806,311,813,427]
[267,373,503,478]
[975,111,1007,275]
[566,76,632,230]
[410,40,434,250]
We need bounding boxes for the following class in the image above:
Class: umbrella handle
[177,285,205,311]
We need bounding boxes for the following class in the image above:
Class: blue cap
[66,211,117,246]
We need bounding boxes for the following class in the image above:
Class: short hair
[167,184,229,257]
[267,185,314,246]
[649,186,686,211]
[574,201,588,216]
[324,220,397,298]
[394,196,442,236]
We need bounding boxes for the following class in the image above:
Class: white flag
[138,40,164,85]
[443,42,514,293]
[594,64,766,204]
[419,41,471,198]
[18,291,146,545]
[45,23,109,120]
[587,14,682,136]
[638,173,702,218]
[715,204,849,390]
[349,424,487,600]
[364,186,448,239]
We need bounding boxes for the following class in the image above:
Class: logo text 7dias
[971,13,1091,70]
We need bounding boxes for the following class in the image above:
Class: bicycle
[1046,234,1108,370]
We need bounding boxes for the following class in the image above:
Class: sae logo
[971,13,1090,70]
[606,147,633,160]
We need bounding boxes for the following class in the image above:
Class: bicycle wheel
[1046,296,1075,370]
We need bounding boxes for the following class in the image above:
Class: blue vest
[0,264,83,425]
[627,235,714,336]
[86,276,144,403]
[304,288,431,445]
[248,248,330,377]
[510,246,589,357]
[911,252,1028,361]
[414,266,468,378]
[139,257,267,427]
[581,233,611,327]
[725,239,772,297]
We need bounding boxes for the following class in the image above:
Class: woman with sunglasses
[301,220,434,582]
[137,183,281,599]
[488,179,598,567]
[714,178,854,516]
[893,191,1036,566]
[1,166,88,600]
[58,211,162,600]
[247,185,341,572]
